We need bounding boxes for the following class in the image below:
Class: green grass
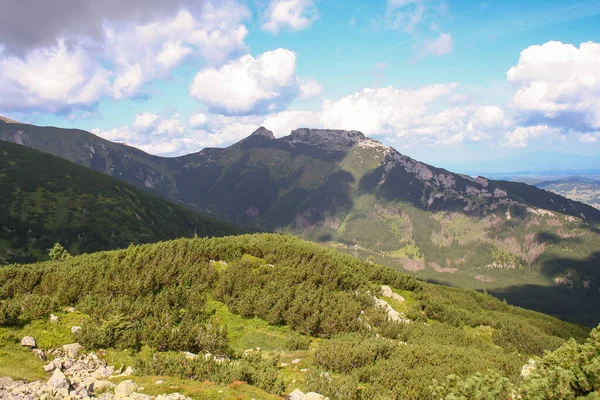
[207,298,291,355]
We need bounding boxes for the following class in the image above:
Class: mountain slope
[0,234,594,399]
[0,140,240,264]
[2,120,600,325]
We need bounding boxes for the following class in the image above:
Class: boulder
[32,349,46,361]
[20,336,36,348]
[43,363,56,372]
[305,393,327,400]
[47,369,70,389]
[289,389,305,400]
[114,379,137,397]
[62,343,82,358]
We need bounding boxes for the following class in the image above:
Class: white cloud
[190,48,321,115]
[0,1,250,114]
[0,41,111,113]
[385,0,428,33]
[504,124,561,147]
[133,112,160,133]
[299,79,323,99]
[420,32,453,57]
[262,0,318,34]
[189,112,208,128]
[507,41,600,132]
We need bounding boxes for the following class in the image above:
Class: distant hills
[0,140,240,264]
[1,118,600,325]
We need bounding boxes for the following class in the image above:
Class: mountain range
[1,117,600,325]
[0,139,240,264]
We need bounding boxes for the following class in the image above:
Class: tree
[49,242,71,262]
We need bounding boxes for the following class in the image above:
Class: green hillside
[0,140,240,264]
[0,234,597,399]
[3,121,600,326]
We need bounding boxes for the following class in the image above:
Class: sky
[1,0,600,172]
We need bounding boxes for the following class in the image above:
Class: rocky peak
[0,115,19,124]
[286,128,367,148]
[248,126,275,140]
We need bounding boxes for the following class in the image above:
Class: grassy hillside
[1,234,597,399]
[3,121,600,327]
[0,140,240,263]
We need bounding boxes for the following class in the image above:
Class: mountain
[0,234,596,399]
[2,119,600,325]
[534,177,600,210]
[0,140,240,264]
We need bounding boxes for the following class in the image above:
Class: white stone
[20,336,36,348]
[291,358,301,364]
[62,343,82,358]
[71,326,82,334]
[289,389,306,400]
[47,369,70,389]
[115,380,137,397]
[50,314,59,323]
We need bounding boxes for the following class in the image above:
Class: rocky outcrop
[1,343,192,400]
[380,285,405,302]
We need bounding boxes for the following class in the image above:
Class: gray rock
[20,336,36,348]
[49,314,58,323]
[43,363,56,372]
[71,326,82,334]
[114,380,137,397]
[47,369,70,389]
[123,366,134,376]
[305,393,328,400]
[32,348,46,361]
[62,343,82,358]
[289,389,305,400]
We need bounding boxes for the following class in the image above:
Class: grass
[207,298,292,355]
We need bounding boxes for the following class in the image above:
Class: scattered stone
[63,343,83,358]
[114,380,137,397]
[155,380,164,385]
[33,348,47,361]
[280,363,288,367]
[305,392,328,400]
[289,389,306,400]
[123,366,134,376]
[71,326,82,334]
[43,362,56,372]
[67,307,76,313]
[291,359,301,365]
[48,369,70,389]
[20,336,36,348]
[50,314,59,323]
[183,351,198,360]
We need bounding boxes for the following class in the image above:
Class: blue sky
[1,0,600,172]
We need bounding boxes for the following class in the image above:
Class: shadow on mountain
[488,284,600,327]
[535,231,583,245]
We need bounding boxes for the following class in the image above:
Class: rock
[71,326,82,334]
[67,307,76,313]
[43,362,56,372]
[0,376,14,388]
[280,363,288,367]
[114,380,137,397]
[62,343,82,358]
[291,359,301,365]
[49,314,59,323]
[20,336,36,348]
[32,348,46,361]
[380,285,405,302]
[289,389,305,400]
[155,380,164,385]
[91,366,114,379]
[183,351,198,360]
[47,369,70,389]
[123,366,134,376]
[305,393,327,400]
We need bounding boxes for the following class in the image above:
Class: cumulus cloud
[503,125,562,147]
[420,32,453,57]
[190,48,321,115]
[0,1,250,114]
[0,41,111,113]
[507,41,600,133]
[262,0,319,34]
[0,0,210,55]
